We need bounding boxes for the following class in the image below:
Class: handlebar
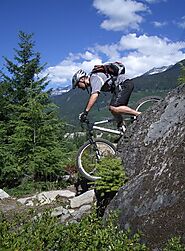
[80,118,94,131]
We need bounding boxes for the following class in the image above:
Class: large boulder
[105,84,185,250]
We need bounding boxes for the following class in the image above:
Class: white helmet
[72,69,87,89]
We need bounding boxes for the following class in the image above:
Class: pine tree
[0,31,66,187]
[177,61,185,85]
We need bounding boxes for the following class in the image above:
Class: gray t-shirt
[90,72,127,94]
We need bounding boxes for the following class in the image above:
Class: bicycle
[76,96,161,181]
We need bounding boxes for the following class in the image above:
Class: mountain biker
[72,66,141,129]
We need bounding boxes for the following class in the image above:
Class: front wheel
[76,138,116,181]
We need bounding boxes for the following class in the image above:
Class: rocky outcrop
[0,188,95,223]
[17,190,76,206]
[105,84,185,250]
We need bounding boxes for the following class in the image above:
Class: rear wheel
[135,96,162,112]
[76,138,116,181]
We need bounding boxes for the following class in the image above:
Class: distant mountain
[51,85,71,96]
[133,59,185,91]
[51,59,185,124]
[143,65,172,75]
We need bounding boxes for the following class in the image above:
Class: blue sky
[1,0,185,89]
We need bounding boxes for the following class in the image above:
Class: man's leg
[109,79,141,117]
[109,105,141,116]
[109,79,141,129]
[109,105,141,131]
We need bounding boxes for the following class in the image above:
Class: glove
[79,111,88,122]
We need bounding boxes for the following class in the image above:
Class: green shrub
[0,203,184,251]
[89,156,128,217]
[0,210,148,251]
[163,236,185,251]
[92,156,128,194]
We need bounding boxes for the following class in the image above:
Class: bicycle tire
[76,138,116,181]
[135,96,162,112]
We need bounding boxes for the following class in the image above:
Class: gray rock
[71,205,92,221]
[60,213,72,223]
[0,198,21,213]
[70,190,95,208]
[17,189,75,206]
[17,196,35,206]
[0,189,10,199]
[1,186,95,224]
[105,84,185,250]
[51,206,69,217]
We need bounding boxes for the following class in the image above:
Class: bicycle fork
[89,138,101,162]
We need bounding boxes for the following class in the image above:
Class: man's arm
[85,92,99,112]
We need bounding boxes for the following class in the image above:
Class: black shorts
[110,79,134,107]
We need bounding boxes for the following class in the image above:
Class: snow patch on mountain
[51,85,71,96]
[144,65,172,75]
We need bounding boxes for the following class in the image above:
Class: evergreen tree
[177,61,185,85]
[0,31,66,187]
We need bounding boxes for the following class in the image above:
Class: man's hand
[79,111,88,122]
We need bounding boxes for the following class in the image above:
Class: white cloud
[152,21,167,27]
[42,34,185,88]
[144,0,167,3]
[93,43,121,60]
[41,52,102,88]
[118,34,185,76]
[93,0,149,31]
[177,16,185,29]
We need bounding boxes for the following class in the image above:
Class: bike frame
[83,119,120,169]
[92,118,125,135]
[84,118,123,160]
